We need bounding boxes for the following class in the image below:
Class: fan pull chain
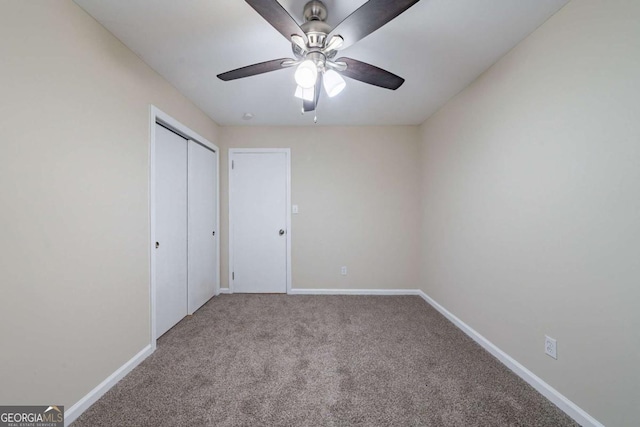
[314,95,320,124]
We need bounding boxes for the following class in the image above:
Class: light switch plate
[292,204,299,214]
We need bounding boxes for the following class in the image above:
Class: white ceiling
[74,0,568,126]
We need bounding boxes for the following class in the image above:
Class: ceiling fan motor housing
[302,1,331,48]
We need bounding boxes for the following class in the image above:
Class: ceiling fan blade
[303,78,322,112]
[336,57,405,90]
[217,58,293,81]
[328,0,421,50]
[303,98,314,112]
[245,0,307,42]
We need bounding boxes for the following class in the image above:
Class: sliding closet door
[155,124,188,337]
[188,140,217,313]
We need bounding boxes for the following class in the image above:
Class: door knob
[279,229,285,236]
[155,242,160,248]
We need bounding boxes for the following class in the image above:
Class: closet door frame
[149,105,220,347]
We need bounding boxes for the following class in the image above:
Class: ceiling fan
[217,0,421,114]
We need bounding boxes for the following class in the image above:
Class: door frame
[149,105,220,346]
[228,148,292,294]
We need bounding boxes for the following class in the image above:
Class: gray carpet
[72,295,577,426]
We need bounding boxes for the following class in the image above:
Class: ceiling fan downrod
[303,0,327,21]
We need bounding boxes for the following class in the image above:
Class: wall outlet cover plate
[545,335,557,359]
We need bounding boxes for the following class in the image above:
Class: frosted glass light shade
[323,70,346,97]
[294,60,318,88]
[294,85,314,102]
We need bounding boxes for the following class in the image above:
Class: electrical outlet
[545,335,557,359]
[341,266,347,276]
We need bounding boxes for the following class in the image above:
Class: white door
[155,124,188,336]
[230,150,289,293]
[188,140,217,313]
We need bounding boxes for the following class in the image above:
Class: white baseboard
[288,288,421,296]
[64,344,153,426]
[415,290,603,427]
[218,288,232,294]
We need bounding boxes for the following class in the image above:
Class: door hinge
[232,272,235,280]
[232,160,234,170]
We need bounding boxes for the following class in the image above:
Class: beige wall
[418,0,640,425]
[0,1,219,408]
[3,0,637,424]
[218,126,422,291]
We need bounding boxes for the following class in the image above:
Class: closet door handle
[279,229,285,236]
[155,242,160,249]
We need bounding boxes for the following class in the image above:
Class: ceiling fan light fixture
[325,35,344,52]
[294,59,318,88]
[323,70,346,97]
[294,85,315,102]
